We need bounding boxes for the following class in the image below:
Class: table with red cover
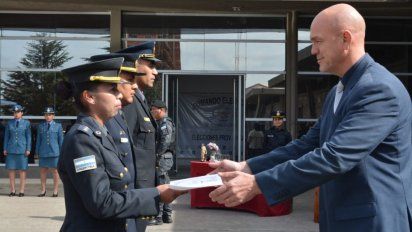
[190,161,293,217]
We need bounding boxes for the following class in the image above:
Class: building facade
[0,0,411,163]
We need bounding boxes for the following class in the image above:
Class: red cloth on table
[190,161,292,217]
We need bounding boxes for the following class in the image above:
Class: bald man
[209,4,412,232]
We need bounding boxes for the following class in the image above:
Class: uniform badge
[120,138,129,143]
[73,155,97,173]
[120,130,125,135]
[144,117,150,122]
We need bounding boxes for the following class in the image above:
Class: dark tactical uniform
[263,127,292,153]
[58,115,160,232]
[155,116,175,221]
[123,90,157,189]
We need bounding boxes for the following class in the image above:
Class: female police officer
[57,57,185,232]
[3,104,31,197]
[36,106,64,197]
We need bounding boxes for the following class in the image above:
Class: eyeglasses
[119,79,133,85]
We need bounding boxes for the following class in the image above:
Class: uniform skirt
[39,156,59,168]
[5,153,28,170]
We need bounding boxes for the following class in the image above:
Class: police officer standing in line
[3,104,31,197]
[57,57,185,232]
[36,106,64,197]
[149,100,175,225]
[90,51,151,232]
[122,42,160,189]
[263,110,292,153]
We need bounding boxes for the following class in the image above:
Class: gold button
[124,167,128,172]
[120,172,124,178]
[124,185,128,189]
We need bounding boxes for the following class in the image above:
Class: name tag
[144,117,150,122]
[120,137,129,143]
[74,155,97,173]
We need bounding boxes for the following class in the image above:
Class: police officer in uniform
[90,51,149,232]
[263,110,292,153]
[150,100,175,225]
[3,104,31,197]
[121,42,161,189]
[57,57,185,232]
[36,106,64,197]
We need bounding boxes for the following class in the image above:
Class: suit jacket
[3,119,31,154]
[106,112,151,232]
[36,121,64,157]
[248,54,412,232]
[123,92,157,188]
[58,114,159,232]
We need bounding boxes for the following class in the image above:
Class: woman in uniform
[36,106,64,197]
[57,57,184,232]
[3,104,31,197]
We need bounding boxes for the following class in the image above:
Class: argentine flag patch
[74,155,97,173]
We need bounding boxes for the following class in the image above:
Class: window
[0,12,110,118]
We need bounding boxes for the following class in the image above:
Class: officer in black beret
[150,100,176,225]
[263,110,292,153]
[57,57,185,232]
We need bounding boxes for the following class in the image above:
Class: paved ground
[0,178,319,232]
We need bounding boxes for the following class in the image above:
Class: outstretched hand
[208,160,251,175]
[209,171,261,207]
[157,184,188,204]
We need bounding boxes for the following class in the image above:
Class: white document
[169,174,223,190]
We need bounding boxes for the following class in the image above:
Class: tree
[1,33,74,115]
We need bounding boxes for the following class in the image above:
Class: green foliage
[1,33,75,115]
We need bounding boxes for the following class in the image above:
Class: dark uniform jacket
[263,126,292,153]
[123,92,157,188]
[106,111,154,232]
[58,114,159,232]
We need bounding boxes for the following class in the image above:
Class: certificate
[169,174,223,190]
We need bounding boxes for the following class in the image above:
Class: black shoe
[38,191,46,197]
[52,193,58,197]
[148,218,163,226]
[9,192,16,197]
[18,193,24,197]
[162,215,173,224]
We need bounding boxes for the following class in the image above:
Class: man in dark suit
[209,4,412,232]
[121,42,160,189]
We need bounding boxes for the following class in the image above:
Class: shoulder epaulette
[77,125,93,136]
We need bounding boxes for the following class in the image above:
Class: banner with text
[178,93,233,158]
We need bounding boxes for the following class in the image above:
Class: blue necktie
[333,81,344,113]
[15,121,19,128]
[47,123,51,130]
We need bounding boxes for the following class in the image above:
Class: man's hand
[156,184,188,204]
[3,150,7,156]
[209,171,261,207]
[208,160,252,175]
[25,151,30,156]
